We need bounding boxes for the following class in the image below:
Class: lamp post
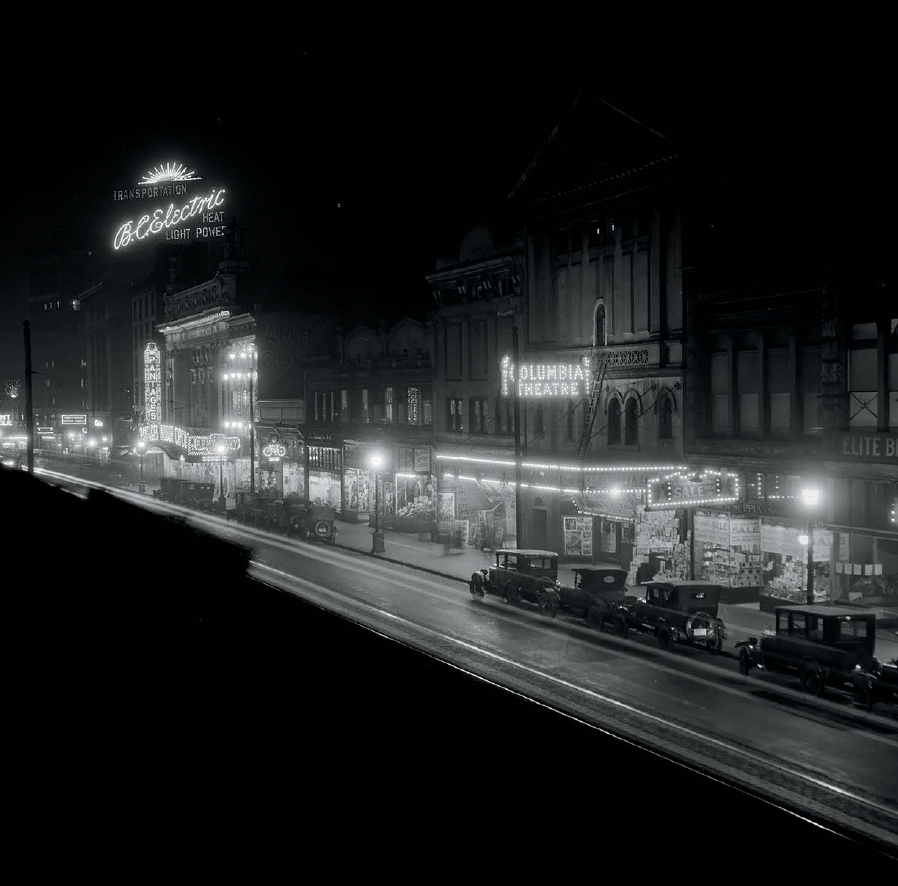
[216,443,227,509]
[800,486,821,605]
[136,440,146,493]
[369,451,384,553]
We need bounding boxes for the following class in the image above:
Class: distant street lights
[368,450,384,554]
[136,440,146,493]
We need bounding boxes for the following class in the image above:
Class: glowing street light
[800,487,820,508]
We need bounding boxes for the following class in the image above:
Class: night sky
[0,39,890,379]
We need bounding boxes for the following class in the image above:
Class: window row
[314,386,433,426]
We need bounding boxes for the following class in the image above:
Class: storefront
[306,435,342,512]
[392,443,435,531]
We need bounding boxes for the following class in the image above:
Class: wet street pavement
[34,469,898,850]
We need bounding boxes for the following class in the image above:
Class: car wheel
[800,665,824,697]
[538,596,557,618]
[657,628,673,651]
[504,582,519,605]
[739,647,752,676]
[613,616,628,638]
[587,606,604,630]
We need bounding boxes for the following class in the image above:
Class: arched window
[566,400,575,441]
[607,398,621,445]
[659,395,673,440]
[625,398,639,445]
[594,300,607,348]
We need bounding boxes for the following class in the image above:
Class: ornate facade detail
[603,346,650,368]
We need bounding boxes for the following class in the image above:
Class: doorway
[531,508,548,550]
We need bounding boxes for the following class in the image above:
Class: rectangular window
[801,346,823,432]
[361,388,370,424]
[470,321,487,377]
[849,348,878,429]
[422,386,432,427]
[340,389,349,423]
[737,349,759,434]
[469,398,487,434]
[385,387,395,423]
[711,352,730,434]
[446,324,463,378]
[448,398,463,432]
[768,348,791,437]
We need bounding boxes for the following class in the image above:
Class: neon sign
[144,342,161,423]
[646,470,740,510]
[139,162,203,185]
[0,415,11,427]
[114,188,226,250]
[61,414,87,425]
[500,355,591,398]
[187,433,241,456]
[263,443,287,459]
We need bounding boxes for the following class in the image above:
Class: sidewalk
[333,518,619,587]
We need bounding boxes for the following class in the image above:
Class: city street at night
[34,467,898,851]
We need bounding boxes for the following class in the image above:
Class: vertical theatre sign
[111,161,227,250]
[144,342,161,423]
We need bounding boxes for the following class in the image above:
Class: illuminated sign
[646,470,740,510]
[500,355,591,398]
[140,423,189,448]
[144,342,161,423]
[187,433,241,456]
[263,443,287,459]
[112,161,227,250]
[0,415,11,426]
[93,419,104,428]
[61,414,87,425]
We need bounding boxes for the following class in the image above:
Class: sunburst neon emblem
[138,162,203,185]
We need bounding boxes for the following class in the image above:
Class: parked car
[736,605,878,698]
[558,567,638,629]
[152,477,215,510]
[613,580,728,653]
[470,549,561,617]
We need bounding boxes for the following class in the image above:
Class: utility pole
[249,349,255,494]
[513,324,524,549]
[23,321,34,473]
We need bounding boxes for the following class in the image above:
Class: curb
[331,540,470,585]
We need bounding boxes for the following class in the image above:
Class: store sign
[187,433,241,456]
[112,162,227,250]
[647,471,739,509]
[144,342,161,423]
[729,517,761,548]
[61,414,87,425]
[414,448,432,473]
[694,514,730,548]
[263,443,287,459]
[832,431,898,463]
[0,414,11,426]
[500,355,591,398]
[93,418,104,428]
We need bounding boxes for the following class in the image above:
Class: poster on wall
[505,497,517,540]
[438,492,456,535]
[729,517,761,548]
[563,516,593,557]
[694,514,730,548]
[760,521,805,561]
[414,448,432,473]
[283,461,304,497]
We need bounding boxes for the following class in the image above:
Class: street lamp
[800,485,821,605]
[368,450,384,553]
[216,443,227,508]
[136,440,146,493]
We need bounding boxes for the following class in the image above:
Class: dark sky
[0,37,890,378]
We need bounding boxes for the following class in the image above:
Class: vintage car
[736,605,879,698]
[558,568,638,629]
[612,580,728,653]
[850,649,898,710]
[152,477,216,510]
[470,549,561,617]
[233,494,338,544]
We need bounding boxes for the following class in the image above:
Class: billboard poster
[563,516,593,557]
[438,492,456,535]
[729,517,761,548]
[694,513,730,548]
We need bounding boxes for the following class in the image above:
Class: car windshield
[8,60,896,858]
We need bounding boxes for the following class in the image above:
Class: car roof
[774,604,875,618]
[574,567,627,575]
[502,549,558,557]
[643,580,723,588]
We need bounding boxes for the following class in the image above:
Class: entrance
[531,508,548,550]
